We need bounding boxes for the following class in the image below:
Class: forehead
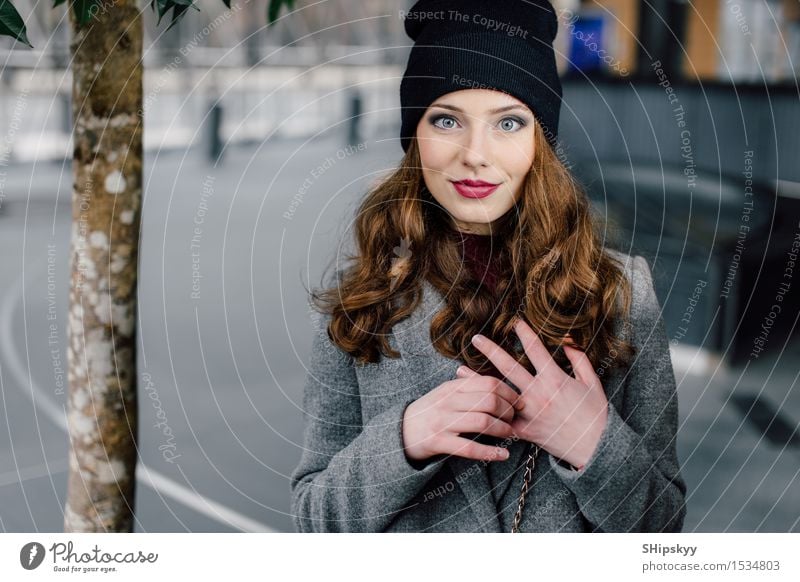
[429,88,531,114]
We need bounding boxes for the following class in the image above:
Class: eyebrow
[428,103,531,115]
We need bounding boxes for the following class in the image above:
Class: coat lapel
[391,278,502,533]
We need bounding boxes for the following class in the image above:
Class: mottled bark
[64,1,142,532]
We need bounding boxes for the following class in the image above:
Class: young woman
[290,0,687,533]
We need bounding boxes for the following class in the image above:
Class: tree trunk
[63,1,143,532]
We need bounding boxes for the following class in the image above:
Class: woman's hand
[463,318,609,470]
[402,373,526,464]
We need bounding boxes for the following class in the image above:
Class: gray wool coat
[290,250,687,532]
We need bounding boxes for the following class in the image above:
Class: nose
[460,120,490,169]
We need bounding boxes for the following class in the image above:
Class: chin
[455,207,507,223]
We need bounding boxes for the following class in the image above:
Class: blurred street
[0,131,797,532]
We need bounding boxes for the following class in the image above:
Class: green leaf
[52,0,67,7]
[267,0,294,27]
[147,0,203,32]
[165,1,199,32]
[72,0,99,26]
[154,0,170,25]
[0,0,33,47]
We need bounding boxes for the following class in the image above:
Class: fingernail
[456,366,466,375]
[499,449,509,459]
[472,334,485,345]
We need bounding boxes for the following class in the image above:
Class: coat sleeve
[547,254,688,532]
[290,310,448,532]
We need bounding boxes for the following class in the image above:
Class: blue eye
[429,114,527,132]
[499,117,526,132]
[431,114,458,130]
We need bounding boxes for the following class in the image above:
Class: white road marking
[670,343,725,377]
[0,257,276,532]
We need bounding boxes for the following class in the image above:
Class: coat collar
[391,277,515,533]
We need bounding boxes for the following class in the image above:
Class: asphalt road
[0,133,798,532]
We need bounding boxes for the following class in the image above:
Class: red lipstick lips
[450,179,500,199]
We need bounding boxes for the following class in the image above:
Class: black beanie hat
[399,0,562,153]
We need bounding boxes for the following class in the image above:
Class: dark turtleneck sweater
[459,231,501,292]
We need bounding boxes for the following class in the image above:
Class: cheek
[501,146,532,202]
[416,121,439,167]
[418,141,452,176]
[503,138,535,175]
[504,157,533,195]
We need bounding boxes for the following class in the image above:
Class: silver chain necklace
[510,442,541,533]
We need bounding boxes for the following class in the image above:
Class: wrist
[401,402,432,463]
[573,405,608,469]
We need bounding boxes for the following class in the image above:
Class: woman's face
[415,88,536,235]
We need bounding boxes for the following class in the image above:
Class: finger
[563,344,599,388]
[439,434,511,462]
[448,411,517,440]
[513,318,561,378]
[470,335,535,394]
[509,415,543,445]
[455,365,479,378]
[449,391,516,423]
[455,371,525,411]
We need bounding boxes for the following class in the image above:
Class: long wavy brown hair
[308,119,636,380]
